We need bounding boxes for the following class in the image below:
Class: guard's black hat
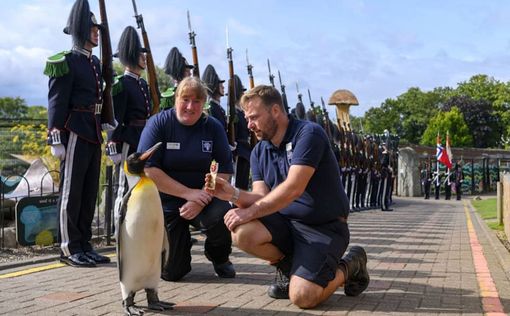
[63,0,102,48]
[164,47,193,81]
[233,74,246,102]
[201,64,225,96]
[114,26,147,68]
[295,102,306,120]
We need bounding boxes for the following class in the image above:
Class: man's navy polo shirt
[250,117,349,224]
[138,108,234,210]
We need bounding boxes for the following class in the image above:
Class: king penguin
[116,142,174,316]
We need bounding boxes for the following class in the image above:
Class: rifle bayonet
[267,59,275,87]
[187,10,199,77]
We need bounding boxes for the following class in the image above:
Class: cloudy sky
[2,0,510,117]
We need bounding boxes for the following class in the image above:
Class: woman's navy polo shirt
[250,117,349,224]
[138,108,234,210]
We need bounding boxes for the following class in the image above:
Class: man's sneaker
[340,246,369,296]
[213,261,236,278]
[267,256,292,299]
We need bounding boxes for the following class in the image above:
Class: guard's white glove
[50,144,66,160]
[101,119,118,131]
[229,141,237,152]
[109,153,122,165]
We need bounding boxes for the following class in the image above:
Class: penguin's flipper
[117,185,136,282]
[146,289,174,311]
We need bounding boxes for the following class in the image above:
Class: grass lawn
[471,197,504,231]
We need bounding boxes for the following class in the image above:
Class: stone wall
[504,174,510,241]
[397,147,422,197]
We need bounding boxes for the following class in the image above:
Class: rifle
[246,49,254,89]
[320,97,333,141]
[267,59,275,88]
[132,0,160,115]
[277,70,290,114]
[98,0,115,125]
[187,11,200,78]
[226,27,236,147]
[246,50,258,148]
[296,82,303,103]
[307,89,316,112]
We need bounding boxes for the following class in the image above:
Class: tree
[455,74,510,146]
[363,87,445,145]
[0,97,29,118]
[421,107,473,147]
[442,95,499,148]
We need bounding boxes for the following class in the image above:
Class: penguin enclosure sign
[15,195,59,246]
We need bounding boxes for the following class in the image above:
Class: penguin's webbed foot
[146,288,174,311]
[123,293,144,316]
[123,304,144,316]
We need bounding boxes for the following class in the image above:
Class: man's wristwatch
[230,187,240,203]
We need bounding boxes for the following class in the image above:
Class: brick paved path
[1,197,509,315]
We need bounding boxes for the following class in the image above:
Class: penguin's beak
[139,142,162,161]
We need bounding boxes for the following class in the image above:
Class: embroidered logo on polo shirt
[167,142,180,150]
[202,140,213,153]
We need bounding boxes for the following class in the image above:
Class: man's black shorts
[259,213,350,288]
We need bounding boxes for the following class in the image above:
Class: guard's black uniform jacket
[47,47,103,145]
[209,99,227,133]
[107,71,151,155]
[234,107,251,190]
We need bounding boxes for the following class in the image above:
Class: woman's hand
[179,201,204,220]
[183,189,212,207]
[204,173,235,201]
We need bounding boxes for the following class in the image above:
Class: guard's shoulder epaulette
[112,75,124,96]
[43,51,71,77]
[160,87,175,98]
[160,87,176,110]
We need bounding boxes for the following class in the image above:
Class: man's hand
[50,144,66,160]
[204,173,234,201]
[183,189,212,207]
[224,207,255,232]
[179,201,204,220]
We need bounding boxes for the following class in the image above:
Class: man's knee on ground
[289,277,323,309]
[231,221,264,251]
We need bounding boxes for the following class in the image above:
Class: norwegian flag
[436,133,452,169]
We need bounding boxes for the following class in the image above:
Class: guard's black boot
[267,256,291,299]
[340,246,369,297]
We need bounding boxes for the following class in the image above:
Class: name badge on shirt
[286,142,293,163]
[167,142,180,150]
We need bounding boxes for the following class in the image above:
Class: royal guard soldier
[233,74,251,190]
[201,64,227,132]
[107,26,151,220]
[44,0,111,267]
[160,47,194,110]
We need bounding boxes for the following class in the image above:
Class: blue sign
[15,195,59,246]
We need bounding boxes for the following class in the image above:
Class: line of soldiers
[292,101,399,213]
[421,160,464,201]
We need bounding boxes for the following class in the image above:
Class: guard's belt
[128,119,147,127]
[72,103,102,114]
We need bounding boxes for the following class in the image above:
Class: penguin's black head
[125,142,162,175]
